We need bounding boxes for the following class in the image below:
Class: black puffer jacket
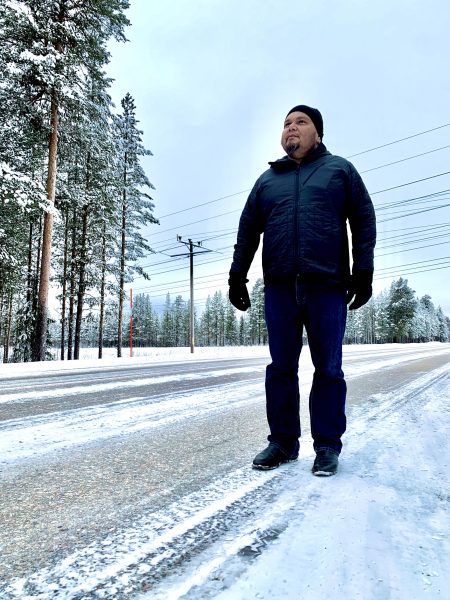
[230,143,376,285]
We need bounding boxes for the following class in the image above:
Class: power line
[375,256,450,271]
[376,233,450,251]
[371,171,450,195]
[375,189,450,210]
[360,145,450,174]
[377,203,450,223]
[146,229,237,253]
[151,208,242,237]
[135,253,450,295]
[139,213,450,279]
[139,253,235,279]
[147,219,449,257]
[145,206,450,270]
[379,221,450,234]
[374,264,450,280]
[376,203,450,218]
[151,124,450,222]
[157,190,249,219]
[148,200,450,249]
[376,199,450,215]
[380,223,449,242]
[375,239,450,257]
[189,263,450,305]
[148,174,450,238]
[346,123,450,158]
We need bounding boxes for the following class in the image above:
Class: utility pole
[171,236,211,353]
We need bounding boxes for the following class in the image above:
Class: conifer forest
[0,1,448,363]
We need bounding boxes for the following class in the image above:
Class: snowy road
[0,343,449,599]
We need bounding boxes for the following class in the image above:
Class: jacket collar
[269,142,330,171]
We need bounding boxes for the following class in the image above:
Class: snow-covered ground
[213,363,450,600]
[1,343,449,599]
[0,345,270,379]
[2,341,449,378]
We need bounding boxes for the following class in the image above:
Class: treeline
[345,277,449,344]
[47,279,268,355]
[0,1,157,363]
[19,276,447,359]
[128,277,447,347]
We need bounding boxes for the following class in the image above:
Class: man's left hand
[346,269,373,310]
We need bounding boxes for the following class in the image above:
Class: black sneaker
[252,443,298,470]
[312,449,339,476]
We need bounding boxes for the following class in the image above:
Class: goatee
[286,142,299,156]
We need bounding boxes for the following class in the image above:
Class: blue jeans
[264,279,347,456]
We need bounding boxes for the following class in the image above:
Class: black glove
[228,273,251,311]
[346,269,373,310]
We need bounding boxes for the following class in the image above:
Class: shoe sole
[252,457,298,470]
[312,469,337,477]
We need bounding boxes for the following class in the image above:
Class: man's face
[281,111,320,160]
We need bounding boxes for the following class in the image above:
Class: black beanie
[286,105,323,139]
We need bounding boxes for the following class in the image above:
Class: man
[228,105,376,476]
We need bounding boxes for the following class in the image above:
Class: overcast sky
[106,0,450,314]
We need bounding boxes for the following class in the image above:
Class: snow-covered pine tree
[224,297,238,345]
[419,295,439,341]
[387,278,417,343]
[435,307,449,342]
[199,295,213,346]
[409,296,428,342]
[210,291,226,346]
[373,290,391,343]
[51,72,117,360]
[238,315,249,346]
[0,0,49,361]
[1,0,130,361]
[113,93,158,357]
[184,300,195,348]
[161,293,174,347]
[247,279,267,345]
[172,295,187,347]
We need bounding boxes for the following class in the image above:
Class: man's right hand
[228,273,251,311]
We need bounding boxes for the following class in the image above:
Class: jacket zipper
[294,166,300,272]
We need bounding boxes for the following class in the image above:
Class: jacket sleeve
[229,180,264,277]
[347,163,376,272]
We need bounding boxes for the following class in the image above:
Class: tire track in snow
[3,466,296,599]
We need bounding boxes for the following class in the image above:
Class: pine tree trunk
[67,208,77,360]
[98,224,107,359]
[117,164,127,358]
[26,222,33,305]
[0,289,4,355]
[74,205,89,360]
[33,217,42,308]
[32,89,58,361]
[21,221,35,362]
[60,210,69,360]
[3,292,13,363]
